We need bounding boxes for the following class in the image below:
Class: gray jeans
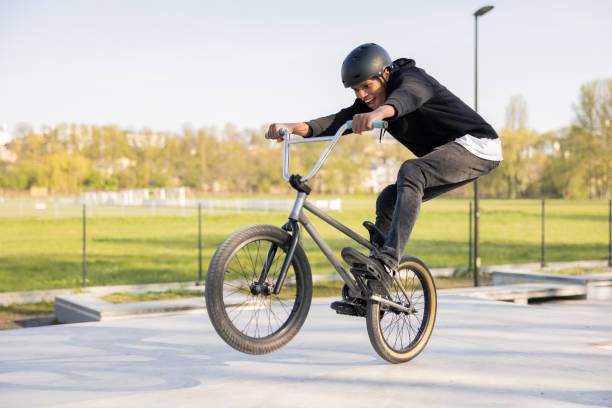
[375,141,500,264]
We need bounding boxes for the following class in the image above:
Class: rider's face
[350,71,388,110]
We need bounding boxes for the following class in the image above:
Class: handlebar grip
[265,128,289,139]
[345,120,387,130]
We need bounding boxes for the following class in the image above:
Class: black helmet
[341,43,393,88]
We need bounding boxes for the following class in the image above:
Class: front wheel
[205,224,312,355]
[366,255,437,364]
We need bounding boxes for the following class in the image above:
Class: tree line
[0,79,610,199]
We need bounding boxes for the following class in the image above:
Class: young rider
[267,43,502,295]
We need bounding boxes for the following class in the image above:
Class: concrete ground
[1,295,611,408]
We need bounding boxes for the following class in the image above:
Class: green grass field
[0,197,609,292]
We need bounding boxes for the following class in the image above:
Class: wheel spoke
[229,252,251,282]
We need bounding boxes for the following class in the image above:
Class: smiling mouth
[364,97,375,105]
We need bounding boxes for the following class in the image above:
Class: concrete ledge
[56,281,589,323]
[441,283,587,305]
[4,260,608,305]
[586,278,612,300]
[55,294,205,323]
[492,270,612,300]
[38,262,612,323]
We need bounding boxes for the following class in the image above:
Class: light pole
[473,5,493,287]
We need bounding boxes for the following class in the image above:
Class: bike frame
[260,121,412,311]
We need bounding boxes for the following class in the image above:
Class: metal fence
[0,196,610,291]
[0,196,345,290]
[468,199,612,272]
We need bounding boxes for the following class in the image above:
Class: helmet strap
[376,68,391,87]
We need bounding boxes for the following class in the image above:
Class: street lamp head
[474,5,494,17]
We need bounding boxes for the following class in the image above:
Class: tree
[481,95,542,198]
[482,127,538,198]
[539,79,612,199]
[84,170,104,188]
[571,79,612,199]
[505,94,529,131]
[38,152,91,193]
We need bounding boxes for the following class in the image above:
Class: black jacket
[306,58,498,157]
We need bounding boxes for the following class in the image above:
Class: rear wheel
[205,224,312,354]
[366,256,437,364]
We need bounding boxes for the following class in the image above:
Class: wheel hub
[250,282,274,296]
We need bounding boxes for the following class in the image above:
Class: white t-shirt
[454,134,503,161]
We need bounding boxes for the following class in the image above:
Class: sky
[1,0,611,137]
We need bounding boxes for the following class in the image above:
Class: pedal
[330,301,366,317]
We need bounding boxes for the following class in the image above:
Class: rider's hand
[352,105,395,134]
[351,111,383,134]
[267,123,290,143]
[267,122,310,141]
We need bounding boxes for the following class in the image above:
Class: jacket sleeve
[384,74,435,118]
[306,100,366,137]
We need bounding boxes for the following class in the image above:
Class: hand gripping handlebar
[265,120,387,182]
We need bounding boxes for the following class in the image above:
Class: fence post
[198,202,203,284]
[82,203,87,288]
[468,201,473,272]
[473,196,480,287]
[541,199,546,267]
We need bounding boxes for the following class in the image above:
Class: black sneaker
[341,247,394,295]
[375,250,399,271]
[362,221,386,248]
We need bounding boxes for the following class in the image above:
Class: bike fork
[254,219,300,295]
[256,243,278,287]
[274,220,300,294]
[256,191,306,295]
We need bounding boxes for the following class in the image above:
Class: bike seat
[363,221,386,248]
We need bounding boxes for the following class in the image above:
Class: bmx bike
[205,120,437,364]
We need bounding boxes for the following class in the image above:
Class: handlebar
[264,120,386,139]
[345,120,387,131]
[265,128,288,140]
[267,120,387,182]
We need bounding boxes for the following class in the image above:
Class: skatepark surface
[1,294,611,408]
